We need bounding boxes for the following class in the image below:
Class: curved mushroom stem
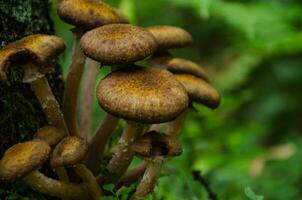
[131,161,162,199]
[54,167,70,183]
[25,65,68,135]
[24,170,90,200]
[86,114,119,175]
[73,164,102,200]
[79,59,100,139]
[63,30,86,137]
[106,122,147,178]
[166,109,188,137]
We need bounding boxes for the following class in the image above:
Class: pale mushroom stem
[73,164,102,200]
[63,31,86,137]
[167,109,188,137]
[24,170,90,199]
[30,75,68,135]
[131,161,162,199]
[86,113,119,175]
[107,122,147,177]
[79,59,100,139]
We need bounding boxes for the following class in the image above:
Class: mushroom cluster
[0,0,220,199]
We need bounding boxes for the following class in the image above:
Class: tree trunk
[0,1,63,199]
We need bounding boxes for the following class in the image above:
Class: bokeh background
[51,0,302,199]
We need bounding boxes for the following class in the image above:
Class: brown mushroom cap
[175,74,220,109]
[0,34,65,80]
[58,0,128,30]
[80,24,157,65]
[0,140,50,182]
[132,131,182,161]
[34,126,65,146]
[152,58,209,82]
[51,136,88,168]
[147,25,192,49]
[96,66,189,124]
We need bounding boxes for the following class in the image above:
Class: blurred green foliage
[50,0,302,199]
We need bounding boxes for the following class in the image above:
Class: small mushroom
[34,126,65,146]
[0,34,68,134]
[58,0,128,137]
[51,136,102,200]
[96,66,188,178]
[80,23,158,174]
[130,131,182,199]
[0,140,89,199]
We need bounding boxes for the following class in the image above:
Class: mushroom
[167,74,221,137]
[130,131,182,199]
[0,34,68,134]
[0,139,89,199]
[57,0,128,137]
[34,126,65,146]
[96,66,188,178]
[80,23,158,174]
[51,136,102,200]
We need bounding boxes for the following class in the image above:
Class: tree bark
[0,1,63,199]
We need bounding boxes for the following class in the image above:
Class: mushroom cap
[147,25,192,49]
[152,57,209,82]
[80,24,157,65]
[0,140,50,182]
[175,74,221,109]
[0,34,65,80]
[58,0,128,30]
[96,66,189,124]
[34,126,65,146]
[132,131,182,162]
[51,136,88,168]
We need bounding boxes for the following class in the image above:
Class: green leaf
[245,187,264,200]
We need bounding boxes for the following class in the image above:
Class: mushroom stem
[131,161,162,199]
[167,109,188,137]
[29,73,68,134]
[79,59,100,139]
[86,114,119,175]
[63,30,86,137]
[24,170,89,200]
[116,162,147,188]
[55,167,70,183]
[73,164,102,200]
[107,122,147,177]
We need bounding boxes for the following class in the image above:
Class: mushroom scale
[96,66,189,124]
[80,24,157,65]
[0,139,50,182]
[58,0,128,30]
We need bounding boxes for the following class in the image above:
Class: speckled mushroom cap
[58,0,128,30]
[0,140,50,182]
[80,24,157,65]
[175,74,220,109]
[147,25,192,49]
[50,136,88,168]
[132,131,182,161]
[34,126,65,146]
[96,66,189,124]
[0,34,65,80]
[152,58,209,82]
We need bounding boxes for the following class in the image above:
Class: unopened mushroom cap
[80,24,157,65]
[97,66,189,123]
[147,25,192,49]
[0,140,50,182]
[153,58,209,82]
[132,131,182,161]
[0,34,65,80]
[58,0,128,30]
[34,126,65,146]
[51,136,88,168]
[175,74,220,109]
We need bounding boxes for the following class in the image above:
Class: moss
[0,1,63,199]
